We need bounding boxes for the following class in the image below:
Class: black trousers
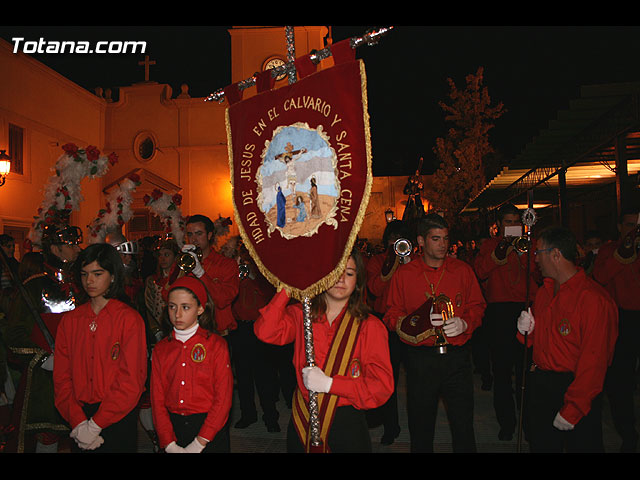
[77,403,138,453]
[368,329,406,433]
[404,344,476,453]
[169,411,230,453]
[484,302,531,434]
[526,368,604,452]
[605,308,640,447]
[471,319,491,380]
[229,320,280,424]
[286,405,372,453]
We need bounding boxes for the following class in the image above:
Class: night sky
[3,25,640,178]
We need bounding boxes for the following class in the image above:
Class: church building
[0,26,409,259]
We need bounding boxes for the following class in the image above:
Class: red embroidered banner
[226,59,372,300]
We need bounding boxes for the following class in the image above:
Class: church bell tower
[228,26,331,97]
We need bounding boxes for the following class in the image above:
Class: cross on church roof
[138,55,156,82]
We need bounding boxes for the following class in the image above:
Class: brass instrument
[433,294,454,354]
[177,246,203,274]
[393,237,413,259]
[396,293,456,352]
[381,238,413,281]
[510,235,529,254]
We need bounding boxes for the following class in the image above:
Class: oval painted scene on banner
[258,123,339,240]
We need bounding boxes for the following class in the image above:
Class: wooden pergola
[463,82,640,238]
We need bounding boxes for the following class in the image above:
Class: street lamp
[385,208,396,223]
[0,150,11,187]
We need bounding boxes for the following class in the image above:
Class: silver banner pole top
[205,26,394,103]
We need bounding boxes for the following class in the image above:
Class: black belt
[529,364,573,377]
[413,343,469,355]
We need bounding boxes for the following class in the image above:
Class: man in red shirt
[366,219,411,445]
[592,205,640,452]
[473,203,539,441]
[517,225,618,452]
[385,213,486,453]
[180,215,240,337]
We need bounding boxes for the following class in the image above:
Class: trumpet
[432,294,454,354]
[510,235,530,254]
[381,238,413,281]
[177,246,203,274]
[393,238,413,261]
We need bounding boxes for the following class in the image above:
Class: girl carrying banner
[254,247,394,452]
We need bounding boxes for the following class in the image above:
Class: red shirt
[384,256,486,347]
[592,239,640,311]
[473,236,539,303]
[232,273,275,322]
[198,250,240,334]
[366,251,391,315]
[254,289,394,410]
[53,299,147,430]
[518,268,618,425]
[150,327,233,447]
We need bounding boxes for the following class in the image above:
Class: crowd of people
[0,202,638,454]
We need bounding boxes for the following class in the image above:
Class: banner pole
[206,26,393,103]
[285,26,297,85]
[302,297,322,450]
[517,190,536,452]
[283,26,323,451]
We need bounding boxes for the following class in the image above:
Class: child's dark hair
[75,243,130,305]
[311,246,370,322]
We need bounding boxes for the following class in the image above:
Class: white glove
[302,366,333,393]
[517,307,535,335]
[553,412,574,431]
[82,436,105,450]
[181,244,205,278]
[71,418,103,449]
[430,313,444,326]
[165,441,186,453]
[443,316,467,337]
[183,437,207,453]
[41,354,54,371]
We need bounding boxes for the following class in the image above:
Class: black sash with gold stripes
[291,310,362,453]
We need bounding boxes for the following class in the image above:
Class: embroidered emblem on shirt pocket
[349,359,361,378]
[110,342,120,360]
[191,343,207,363]
[558,318,571,336]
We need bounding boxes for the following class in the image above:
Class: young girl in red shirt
[254,247,394,453]
[150,275,233,453]
[53,243,147,453]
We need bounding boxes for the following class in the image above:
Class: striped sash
[291,310,362,453]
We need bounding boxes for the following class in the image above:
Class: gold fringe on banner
[226,60,373,302]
